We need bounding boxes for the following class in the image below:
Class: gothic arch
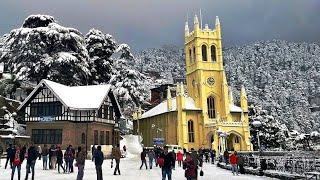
[201,44,208,61]
[207,96,216,119]
[210,44,217,62]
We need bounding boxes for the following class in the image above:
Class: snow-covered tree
[0,74,20,99]
[111,44,151,116]
[85,29,117,84]
[0,15,91,85]
[249,105,289,150]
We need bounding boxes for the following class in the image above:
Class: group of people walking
[139,146,214,180]
[3,143,87,180]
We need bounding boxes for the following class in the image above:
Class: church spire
[185,21,189,36]
[240,85,248,112]
[194,15,199,31]
[215,16,220,26]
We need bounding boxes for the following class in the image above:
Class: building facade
[134,16,252,153]
[18,79,122,150]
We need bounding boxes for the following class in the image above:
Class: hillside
[135,40,320,132]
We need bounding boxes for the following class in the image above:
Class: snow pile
[120,134,143,157]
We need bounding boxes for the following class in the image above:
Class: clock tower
[185,15,230,124]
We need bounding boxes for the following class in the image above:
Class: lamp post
[252,120,262,152]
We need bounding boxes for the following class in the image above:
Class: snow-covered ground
[1,157,273,180]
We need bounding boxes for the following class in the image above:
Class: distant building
[134,16,252,152]
[150,84,176,106]
[18,79,122,150]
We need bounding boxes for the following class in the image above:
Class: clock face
[207,77,215,86]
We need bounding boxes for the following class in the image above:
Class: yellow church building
[133,16,252,153]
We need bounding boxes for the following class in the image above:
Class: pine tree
[85,29,117,84]
[249,105,289,150]
[0,15,91,86]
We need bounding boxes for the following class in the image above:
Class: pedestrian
[69,145,75,173]
[56,146,66,173]
[205,150,209,163]
[91,145,96,162]
[237,154,245,174]
[223,149,229,165]
[210,149,216,164]
[11,146,25,180]
[76,146,86,180]
[148,149,155,169]
[25,143,38,180]
[0,144,3,167]
[5,144,14,169]
[171,150,176,170]
[230,151,239,176]
[94,145,104,180]
[160,146,175,180]
[190,148,202,179]
[37,146,42,160]
[112,144,121,175]
[140,148,148,170]
[183,152,196,180]
[177,150,183,167]
[50,145,57,169]
[48,145,53,169]
[41,144,49,170]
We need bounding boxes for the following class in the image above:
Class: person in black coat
[160,146,175,180]
[25,144,38,180]
[94,146,104,180]
[56,146,66,173]
[5,144,14,169]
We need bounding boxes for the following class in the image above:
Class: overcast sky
[0,0,319,51]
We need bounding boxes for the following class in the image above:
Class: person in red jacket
[177,151,184,167]
[229,151,239,175]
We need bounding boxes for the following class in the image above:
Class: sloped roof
[18,79,118,111]
[141,97,201,119]
[230,104,243,113]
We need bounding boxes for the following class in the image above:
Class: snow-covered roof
[18,79,117,111]
[230,104,243,113]
[141,97,201,119]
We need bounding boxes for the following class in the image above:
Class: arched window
[189,48,192,62]
[211,45,216,61]
[193,47,196,61]
[202,45,207,61]
[207,96,216,118]
[188,120,195,143]
[81,133,86,144]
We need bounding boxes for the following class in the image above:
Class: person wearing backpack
[11,146,25,180]
[160,146,175,180]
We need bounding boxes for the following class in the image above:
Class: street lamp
[252,120,262,152]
